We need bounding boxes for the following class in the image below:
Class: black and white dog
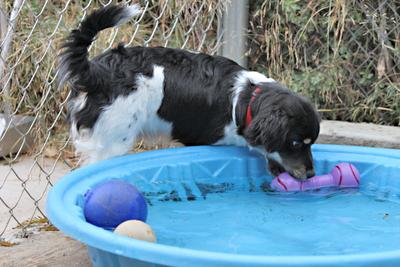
[59,5,320,180]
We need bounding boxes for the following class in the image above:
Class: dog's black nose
[306,169,315,178]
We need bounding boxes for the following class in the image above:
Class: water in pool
[147,189,400,256]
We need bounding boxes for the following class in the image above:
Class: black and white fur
[59,5,320,180]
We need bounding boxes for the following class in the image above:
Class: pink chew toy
[270,162,360,192]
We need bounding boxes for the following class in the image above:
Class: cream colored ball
[114,220,157,243]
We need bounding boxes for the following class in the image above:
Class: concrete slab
[0,156,70,239]
[0,114,35,157]
[317,120,400,149]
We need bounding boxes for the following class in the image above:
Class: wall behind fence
[0,0,226,239]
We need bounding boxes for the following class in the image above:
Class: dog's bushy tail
[58,5,141,90]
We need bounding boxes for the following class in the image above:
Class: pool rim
[47,144,400,266]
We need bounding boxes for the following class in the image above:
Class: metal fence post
[1,0,23,118]
[219,0,249,67]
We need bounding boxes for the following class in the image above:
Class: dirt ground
[0,231,91,267]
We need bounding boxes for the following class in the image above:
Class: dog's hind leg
[72,103,145,164]
[73,66,167,164]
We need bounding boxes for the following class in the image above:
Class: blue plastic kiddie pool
[47,144,400,267]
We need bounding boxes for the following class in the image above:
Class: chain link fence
[0,0,227,240]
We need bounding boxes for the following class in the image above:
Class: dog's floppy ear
[244,108,289,152]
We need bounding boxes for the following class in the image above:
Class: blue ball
[83,179,147,229]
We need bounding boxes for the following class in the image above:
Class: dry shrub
[248,0,400,125]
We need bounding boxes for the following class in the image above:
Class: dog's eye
[292,140,303,149]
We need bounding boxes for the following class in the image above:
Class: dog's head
[243,82,320,180]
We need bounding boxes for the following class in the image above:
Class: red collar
[245,87,262,127]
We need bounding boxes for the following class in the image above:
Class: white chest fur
[214,121,247,146]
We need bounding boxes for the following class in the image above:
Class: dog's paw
[268,159,286,177]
